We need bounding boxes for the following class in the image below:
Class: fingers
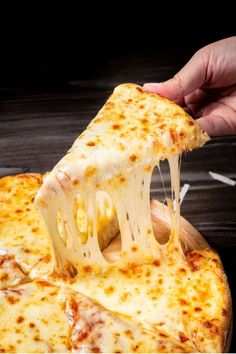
[196,114,236,136]
[143,47,209,104]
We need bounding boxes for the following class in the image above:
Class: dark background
[0,7,236,352]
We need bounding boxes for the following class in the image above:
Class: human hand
[143,37,236,136]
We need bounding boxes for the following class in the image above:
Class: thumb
[196,113,236,136]
[143,48,209,104]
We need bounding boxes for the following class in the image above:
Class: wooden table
[0,60,236,351]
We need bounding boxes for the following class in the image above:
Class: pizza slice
[35,83,209,275]
[65,290,195,353]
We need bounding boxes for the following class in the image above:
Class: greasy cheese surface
[0,174,231,353]
[35,83,209,274]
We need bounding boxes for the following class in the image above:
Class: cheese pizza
[0,84,231,353]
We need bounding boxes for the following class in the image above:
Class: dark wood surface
[0,61,236,351]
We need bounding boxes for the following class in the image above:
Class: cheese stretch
[35,84,209,276]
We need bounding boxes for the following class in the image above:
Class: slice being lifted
[35,83,209,274]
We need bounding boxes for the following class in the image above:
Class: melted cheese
[0,280,70,352]
[0,174,231,353]
[35,83,209,275]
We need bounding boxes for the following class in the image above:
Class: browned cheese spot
[179,268,186,273]
[49,291,58,296]
[16,315,24,324]
[159,123,167,129]
[129,154,137,162]
[105,102,114,109]
[33,335,40,342]
[36,280,53,287]
[144,165,152,172]
[83,265,92,273]
[72,179,80,186]
[104,286,115,295]
[85,167,97,178]
[186,252,201,271]
[0,272,9,281]
[112,124,121,130]
[120,176,126,182]
[187,120,194,126]
[203,321,212,328]
[203,320,219,335]
[124,329,134,339]
[222,308,227,316]
[141,118,148,125]
[118,114,125,120]
[31,227,39,233]
[153,259,160,267]
[194,307,202,312]
[212,258,219,264]
[170,128,178,144]
[29,322,36,328]
[142,127,149,133]
[179,299,188,306]
[6,295,20,305]
[131,246,138,252]
[87,141,96,147]
[120,292,129,302]
[179,332,189,342]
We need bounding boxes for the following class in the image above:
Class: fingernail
[143,83,162,89]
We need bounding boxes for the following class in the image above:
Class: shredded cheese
[209,171,236,186]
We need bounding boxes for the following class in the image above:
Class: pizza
[0,84,231,352]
